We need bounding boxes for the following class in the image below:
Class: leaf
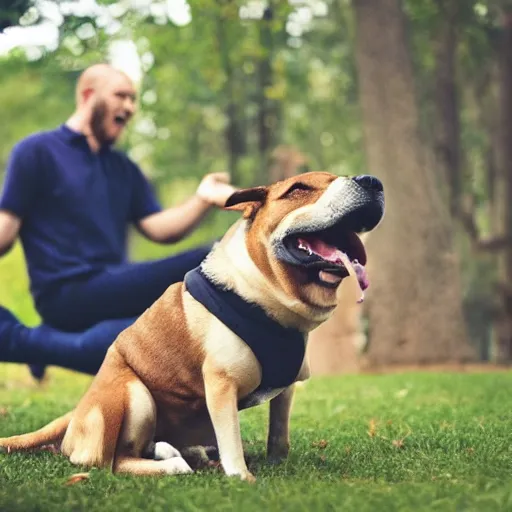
[312,440,328,449]
[65,473,90,486]
[392,439,405,449]
[368,418,377,437]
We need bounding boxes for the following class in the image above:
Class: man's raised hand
[196,172,237,208]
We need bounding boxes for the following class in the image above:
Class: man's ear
[224,186,268,219]
[82,87,95,104]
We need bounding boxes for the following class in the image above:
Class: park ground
[1,365,511,512]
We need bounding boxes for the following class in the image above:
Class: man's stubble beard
[90,100,116,147]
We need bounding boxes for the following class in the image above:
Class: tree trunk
[433,0,461,217]
[492,11,512,362]
[216,4,246,186]
[308,275,363,374]
[352,0,474,367]
[257,5,282,184]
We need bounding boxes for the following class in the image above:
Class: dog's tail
[0,411,73,452]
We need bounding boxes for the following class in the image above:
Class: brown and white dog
[0,172,384,482]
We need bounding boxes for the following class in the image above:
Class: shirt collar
[59,124,87,144]
[58,124,112,153]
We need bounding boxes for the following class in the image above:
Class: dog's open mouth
[282,226,369,300]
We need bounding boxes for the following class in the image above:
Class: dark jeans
[7,246,211,374]
[37,246,211,331]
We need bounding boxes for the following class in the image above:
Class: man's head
[75,63,137,147]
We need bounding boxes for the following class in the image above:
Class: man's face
[89,73,137,147]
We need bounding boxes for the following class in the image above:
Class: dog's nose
[352,175,383,193]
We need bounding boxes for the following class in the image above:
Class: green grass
[0,369,511,511]
[0,209,510,511]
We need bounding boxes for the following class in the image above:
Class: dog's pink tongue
[299,237,369,303]
[305,238,342,263]
[338,253,369,304]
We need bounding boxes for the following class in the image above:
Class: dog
[0,172,384,482]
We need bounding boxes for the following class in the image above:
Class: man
[0,63,236,377]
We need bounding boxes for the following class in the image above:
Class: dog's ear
[224,186,268,219]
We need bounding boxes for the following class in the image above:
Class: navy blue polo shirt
[0,125,161,300]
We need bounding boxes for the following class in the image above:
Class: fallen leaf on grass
[368,418,377,437]
[392,439,405,449]
[312,440,328,449]
[65,473,90,486]
[0,407,9,417]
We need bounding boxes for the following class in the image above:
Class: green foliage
[0,369,511,510]
[0,0,31,30]
[0,0,506,351]
[0,57,75,171]
[0,0,365,187]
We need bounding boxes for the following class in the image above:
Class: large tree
[491,7,512,362]
[352,0,474,366]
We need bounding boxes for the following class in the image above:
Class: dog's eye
[282,182,314,198]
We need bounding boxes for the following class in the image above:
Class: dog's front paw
[161,457,194,475]
[154,441,182,460]
[224,467,256,483]
[238,470,256,483]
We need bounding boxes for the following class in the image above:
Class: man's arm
[0,211,21,257]
[0,137,42,256]
[138,172,237,244]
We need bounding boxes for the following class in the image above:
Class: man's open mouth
[114,114,128,126]
[281,224,369,297]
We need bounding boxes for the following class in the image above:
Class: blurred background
[0,0,510,374]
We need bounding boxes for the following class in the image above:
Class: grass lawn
[0,367,511,511]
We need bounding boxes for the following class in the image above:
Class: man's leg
[0,306,134,375]
[38,246,210,332]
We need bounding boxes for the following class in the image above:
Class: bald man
[0,64,236,377]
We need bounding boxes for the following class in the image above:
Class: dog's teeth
[297,241,310,253]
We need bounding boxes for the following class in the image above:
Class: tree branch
[458,198,512,252]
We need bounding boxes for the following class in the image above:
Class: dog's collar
[184,267,305,405]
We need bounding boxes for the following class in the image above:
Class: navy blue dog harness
[184,267,305,407]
